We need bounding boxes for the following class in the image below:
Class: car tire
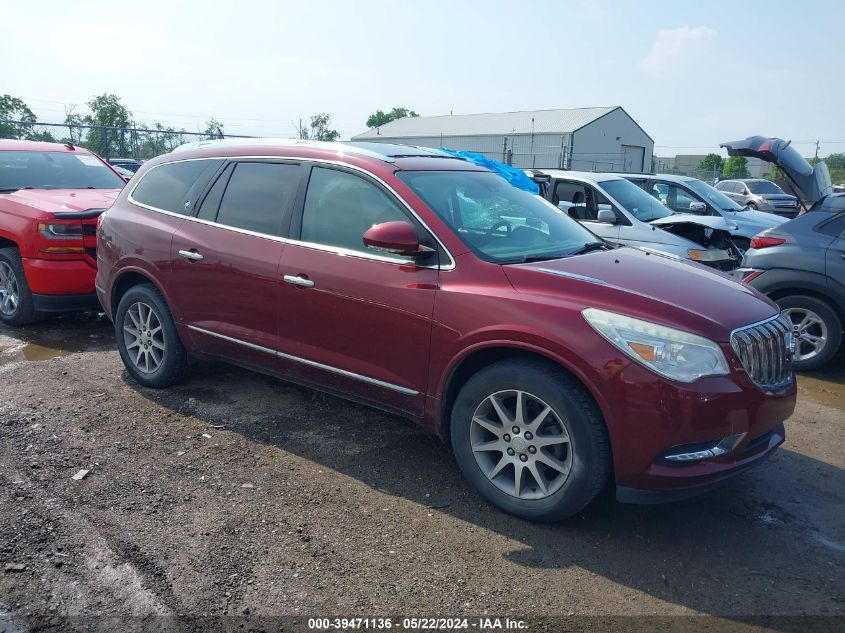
[746,202,758,210]
[776,295,842,371]
[115,283,190,388]
[0,247,42,326]
[450,359,611,522]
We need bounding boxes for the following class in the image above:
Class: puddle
[0,342,72,366]
[797,356,845,411]
[0,311,113,366]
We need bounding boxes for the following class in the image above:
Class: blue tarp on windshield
[438,148,540,195]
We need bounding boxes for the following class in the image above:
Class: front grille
[85,247,97,259]
[731,314,793,388]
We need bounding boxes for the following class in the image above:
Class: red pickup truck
[0,140,125,325]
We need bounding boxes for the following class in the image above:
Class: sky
[2,0,843,157]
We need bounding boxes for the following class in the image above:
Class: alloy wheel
[783,307,828,362]
[123,301,166,374]
[0,261,20,317]
[470,389,572,500]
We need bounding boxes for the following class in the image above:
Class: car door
[169,159,305,373]
[551,179,620,243]
[276,164,438,417]
[823,213,845,297]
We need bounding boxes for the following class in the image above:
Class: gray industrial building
[352,106,653,172]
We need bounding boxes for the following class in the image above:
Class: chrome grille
[731,314,794,388]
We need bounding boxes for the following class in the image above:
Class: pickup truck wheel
[115,284,190,387]
[777,296,842,371]
[0,247,42,326]
[450,359,610,522]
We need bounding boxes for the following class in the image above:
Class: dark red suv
[96,140,797,520]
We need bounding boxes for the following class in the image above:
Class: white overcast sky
[2,0,843,156]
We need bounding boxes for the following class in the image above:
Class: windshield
[397,170,603,264]
[747,180,784,195]
[684,178,743,212]
[0,151,125,191]
[598,179,674,222]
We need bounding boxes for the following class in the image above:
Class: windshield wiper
[570,242,614,256]
[514,253,570,263]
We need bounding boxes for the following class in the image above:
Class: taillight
[750,236,786,249]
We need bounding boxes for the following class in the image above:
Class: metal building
[351,106,653,172]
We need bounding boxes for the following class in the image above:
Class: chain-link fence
[0,120,253,161]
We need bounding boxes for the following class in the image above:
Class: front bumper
[22,257,96,295]
[32,292,101,313]
[602,360,795,499]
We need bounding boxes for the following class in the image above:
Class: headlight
[687,248,728,262]
[38,222,83,239]
[582,308,729,383]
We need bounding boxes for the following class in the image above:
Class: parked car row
[0,135,827,522]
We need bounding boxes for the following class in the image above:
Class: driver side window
[300,167,410,258]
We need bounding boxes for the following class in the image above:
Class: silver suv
[715,178,799,218]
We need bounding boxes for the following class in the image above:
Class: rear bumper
[32,292,101,313]
[21,257,96,295]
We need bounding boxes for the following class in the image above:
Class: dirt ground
[0,312,843,633]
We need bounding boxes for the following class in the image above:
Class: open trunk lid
[720,136,833,206]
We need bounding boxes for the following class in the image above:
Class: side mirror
[596,209,617,224]
[362,221,427,256]
[689,201,707,213]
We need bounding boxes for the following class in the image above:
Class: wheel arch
[110,269,165,320]
[438,343,610,446]
[0,234,19,250]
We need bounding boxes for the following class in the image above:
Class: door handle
[178,249,204,262]
[283,274,315,288]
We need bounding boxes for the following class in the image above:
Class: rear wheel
[115,284,190,387]
[0,247,42,326]
[450,359,610,522]
[777,295,842,371]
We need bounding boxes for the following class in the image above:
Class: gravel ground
[0,313,843,633]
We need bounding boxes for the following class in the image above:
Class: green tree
[721,155,750,179]
[63,105,86,145]
[823,153,845,170]
[83,93,133,158]
[697,153,724,176]
[366,107,419,129]
[203,118,224,139]
[0,94,37,139]
[298,113,339,141]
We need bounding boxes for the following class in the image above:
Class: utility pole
[814,140,820,164]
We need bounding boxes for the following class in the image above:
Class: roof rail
[171,138,397,162]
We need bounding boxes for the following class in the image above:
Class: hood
[724,208,788,228]
[720,136,833,205]
[1,188,120,215]
[650,213,733,231]
[503,248,777,341]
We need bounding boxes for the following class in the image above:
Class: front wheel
[450,359,611,522]
[777,295,842,371]
[0,247,42,326]
[746,202,758,210]
[115,284,190,387]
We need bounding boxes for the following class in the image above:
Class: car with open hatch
[0,139,125,325]
[724,135,844,370]
[96,139,796,521]
[526,169,742,270]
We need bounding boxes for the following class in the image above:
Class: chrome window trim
[186,325,419,396]
[127,155,456,271]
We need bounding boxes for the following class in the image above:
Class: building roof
[353,106,623,140]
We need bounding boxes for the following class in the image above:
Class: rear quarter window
[131,159,221,215]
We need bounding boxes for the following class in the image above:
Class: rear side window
[132,160,219,214]
[817,212,845,237]
[214,162,300,235]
